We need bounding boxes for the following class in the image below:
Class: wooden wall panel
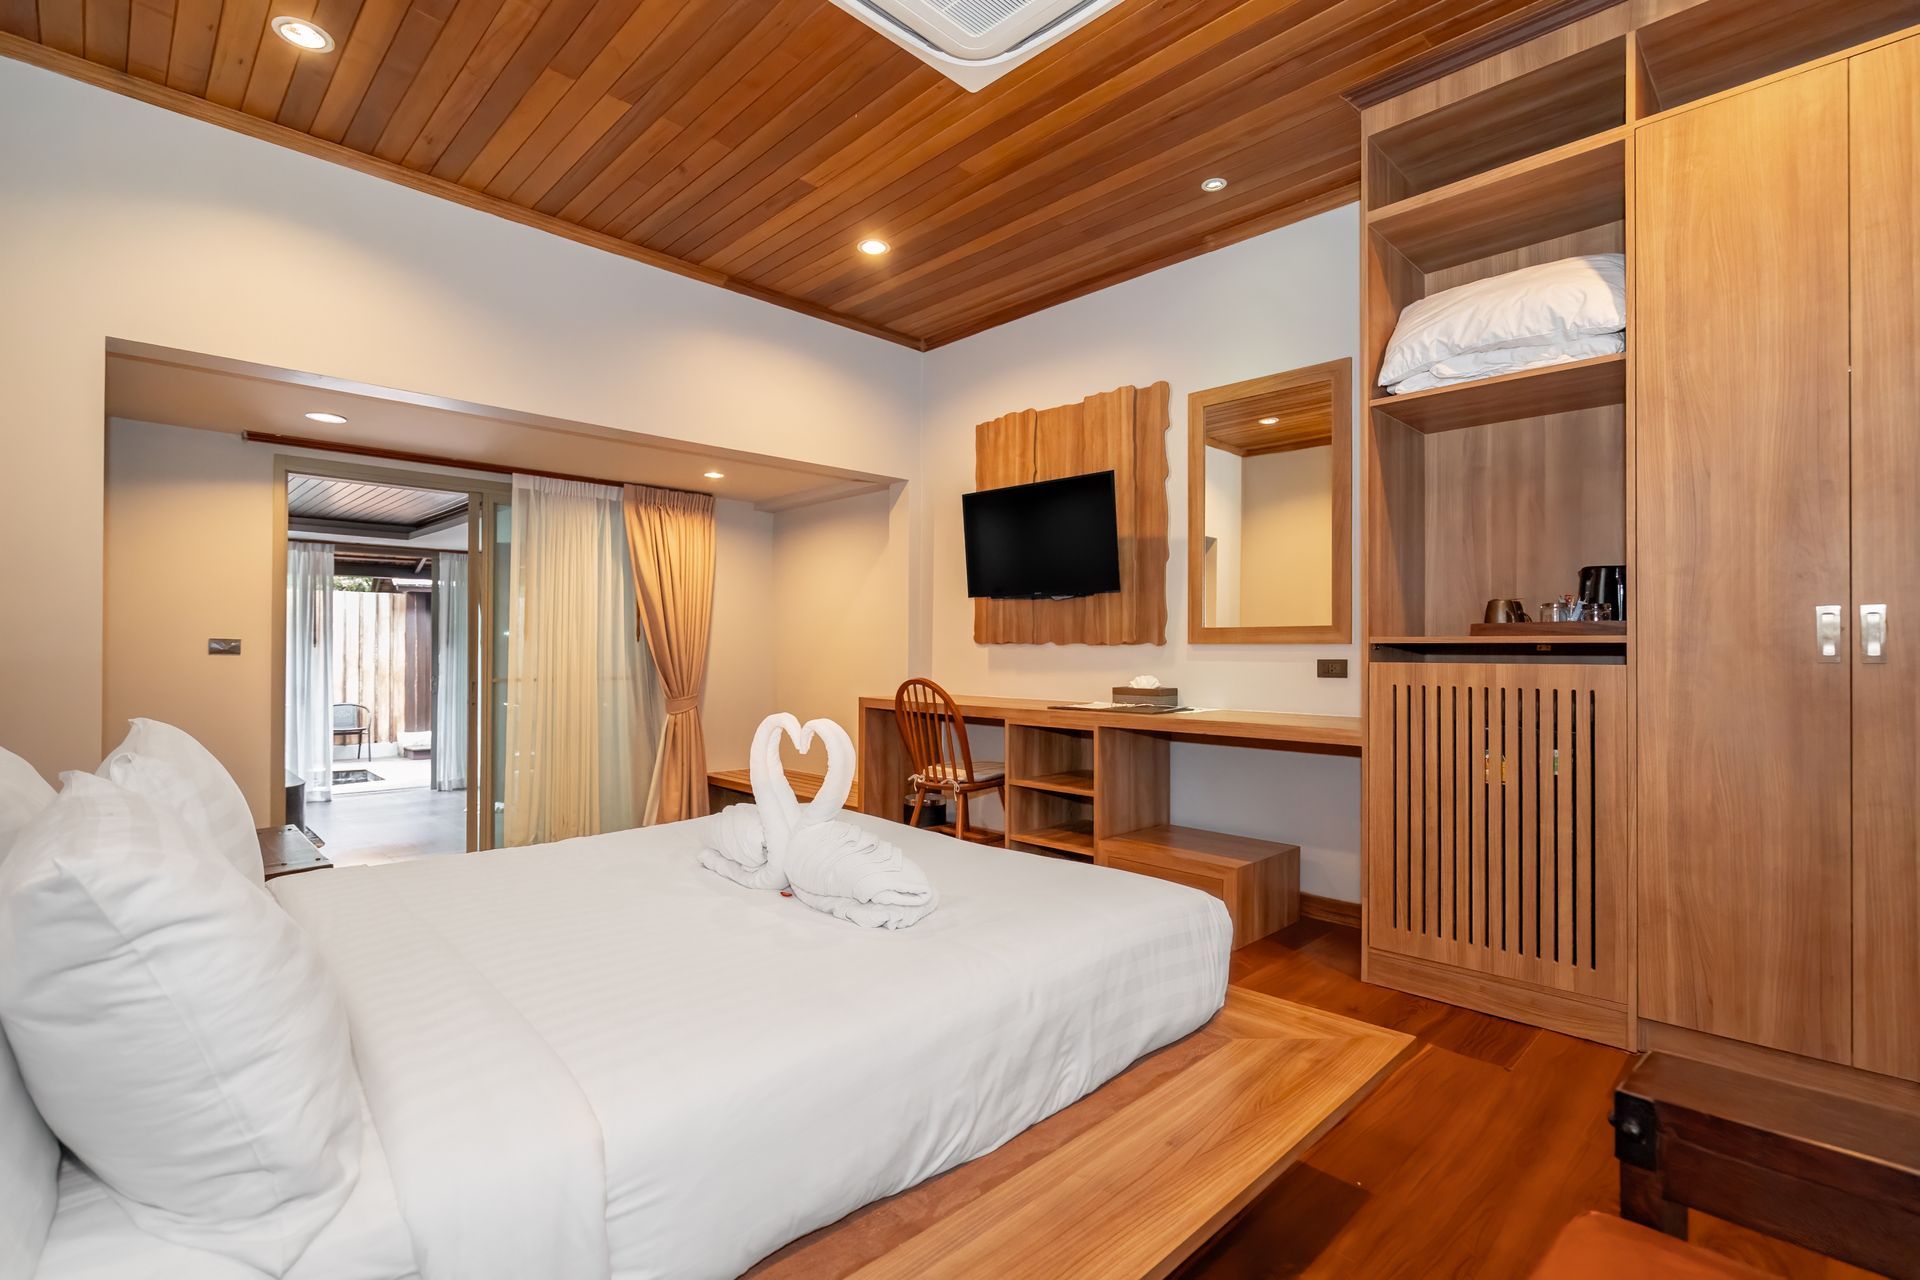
[1366,661,1629,1042]
[1633,63,1853,1063]
[972,382,1168,647]
[1849,33,1920,1084]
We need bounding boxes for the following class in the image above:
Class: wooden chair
[893,678,1006,845]
[332,703,371,761]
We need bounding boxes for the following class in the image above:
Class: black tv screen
[963,471,1121,599]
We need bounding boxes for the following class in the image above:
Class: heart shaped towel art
[700,713,938,928]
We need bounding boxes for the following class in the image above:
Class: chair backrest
[894,678,978,788]
[333,703,369,731]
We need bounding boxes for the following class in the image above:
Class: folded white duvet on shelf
[1386,333,1626,393]
[1380,252,1626,391]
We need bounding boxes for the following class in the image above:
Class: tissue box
[1112,686,1179,706]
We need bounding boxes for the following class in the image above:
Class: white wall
[770,486,911,735]
[918,206,1364,899]
[0,56,920,780]
[1201,445,1242,628]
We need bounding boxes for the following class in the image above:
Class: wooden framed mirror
[1187,360,1352,644]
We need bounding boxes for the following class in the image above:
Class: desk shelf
[1015,820,1097,859]
[1011,770,1097,797]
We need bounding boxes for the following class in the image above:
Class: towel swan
[701,715,938,927]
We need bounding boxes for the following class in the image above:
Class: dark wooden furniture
[893,679,1007,847]
[1528,1213,1771,1280]
[257,825,333,881]
[1610,1052,1920,1279]
[332,702,370,761]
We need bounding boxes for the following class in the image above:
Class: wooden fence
[333,589,432,746]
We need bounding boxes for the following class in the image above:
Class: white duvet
[36,812,1230,1280]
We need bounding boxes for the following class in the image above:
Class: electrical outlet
[1316,658,1348,679]
[208,638,242,655]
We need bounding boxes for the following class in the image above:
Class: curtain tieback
[664,694,699,716]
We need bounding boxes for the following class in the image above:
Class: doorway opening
[283,468,506,865]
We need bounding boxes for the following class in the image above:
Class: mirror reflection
[1188,361,1351,643]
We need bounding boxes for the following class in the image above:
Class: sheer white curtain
[501,475,662,846]
[285,541,335,804]
[431,552,469,793]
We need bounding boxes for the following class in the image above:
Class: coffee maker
[1578,564,1626,622]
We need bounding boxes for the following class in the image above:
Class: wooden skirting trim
[1367,947,1630,1048]
[0,34,925,352]
[1343,0,1623,107]
[1300,893,1362,929]
[1638,1020,1920,1114]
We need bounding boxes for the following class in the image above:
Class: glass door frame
[269,454,511,853]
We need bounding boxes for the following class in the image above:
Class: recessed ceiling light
[304,411,348,424]
[703,470,724,480]
[857,238,890,256]
[271,16,335,51]
[1200,176,1228,192]
[1258,416,1279,425]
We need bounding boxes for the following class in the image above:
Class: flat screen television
[963,470,1121,599]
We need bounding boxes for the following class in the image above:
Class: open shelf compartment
[1370,355,1626,435]
[1367,132,1626,274]
[1367,37,1626,208]
[1635,0,1920,117]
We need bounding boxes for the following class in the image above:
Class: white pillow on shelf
[1379,253,1626,389]
[1386,333,1627,394]
[0,773,364,1274]
[100,718,265,887]
[0,746,54,860]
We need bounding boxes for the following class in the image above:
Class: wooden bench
[1612,1052,1920,1279]
[707,768,860,814]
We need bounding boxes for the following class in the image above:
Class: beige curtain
[502,475,662,847]
[623,484,716,824]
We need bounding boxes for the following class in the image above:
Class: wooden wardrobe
[1356,0,1920,1087]
[1637,34,1920,1081]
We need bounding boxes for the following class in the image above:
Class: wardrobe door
[1635,64,1853,1062]
[1851,36,1920,1083]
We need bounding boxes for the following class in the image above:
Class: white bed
[34,811,1230,1280]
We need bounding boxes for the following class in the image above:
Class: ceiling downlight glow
[304,412,348,424]
[703,470,725,480]
[271,16,335,50]
[1200,176,1228,192]
[857,238,891,256]
[1258,416,1279,425]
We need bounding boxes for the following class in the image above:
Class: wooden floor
[1176,920,1874,1280]
[306,788,467,866]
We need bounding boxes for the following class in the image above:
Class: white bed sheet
[37,813,1229,1280]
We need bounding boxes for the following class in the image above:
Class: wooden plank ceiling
[1,0,1567,348]
[1203,379,1335,455]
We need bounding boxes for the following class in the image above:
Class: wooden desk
[856,695,1362,948]
[707,768,860,813]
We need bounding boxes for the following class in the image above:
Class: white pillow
[1387,334,1627,394]
[0,773,363,1274]
[1378,253,1626,388]
[0,1032,57,1280]
[0,745,55,860]
[101,718,265,887]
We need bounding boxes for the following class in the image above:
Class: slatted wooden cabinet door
[1367,663,1629,1026]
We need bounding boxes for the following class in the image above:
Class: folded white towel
[699,714,805,889]
[786,819,939,930]
[698,803,784,889]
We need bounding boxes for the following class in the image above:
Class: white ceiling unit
[829,0,1127,92]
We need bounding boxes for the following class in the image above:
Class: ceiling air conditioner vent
[830,0,1126,92]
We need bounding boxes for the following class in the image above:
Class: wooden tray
[1469,621,1626,637]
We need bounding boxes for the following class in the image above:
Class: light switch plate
[208,638,242,655]
[1317,658,1348,679]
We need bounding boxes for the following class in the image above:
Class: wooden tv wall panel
[973,382,1170,646]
